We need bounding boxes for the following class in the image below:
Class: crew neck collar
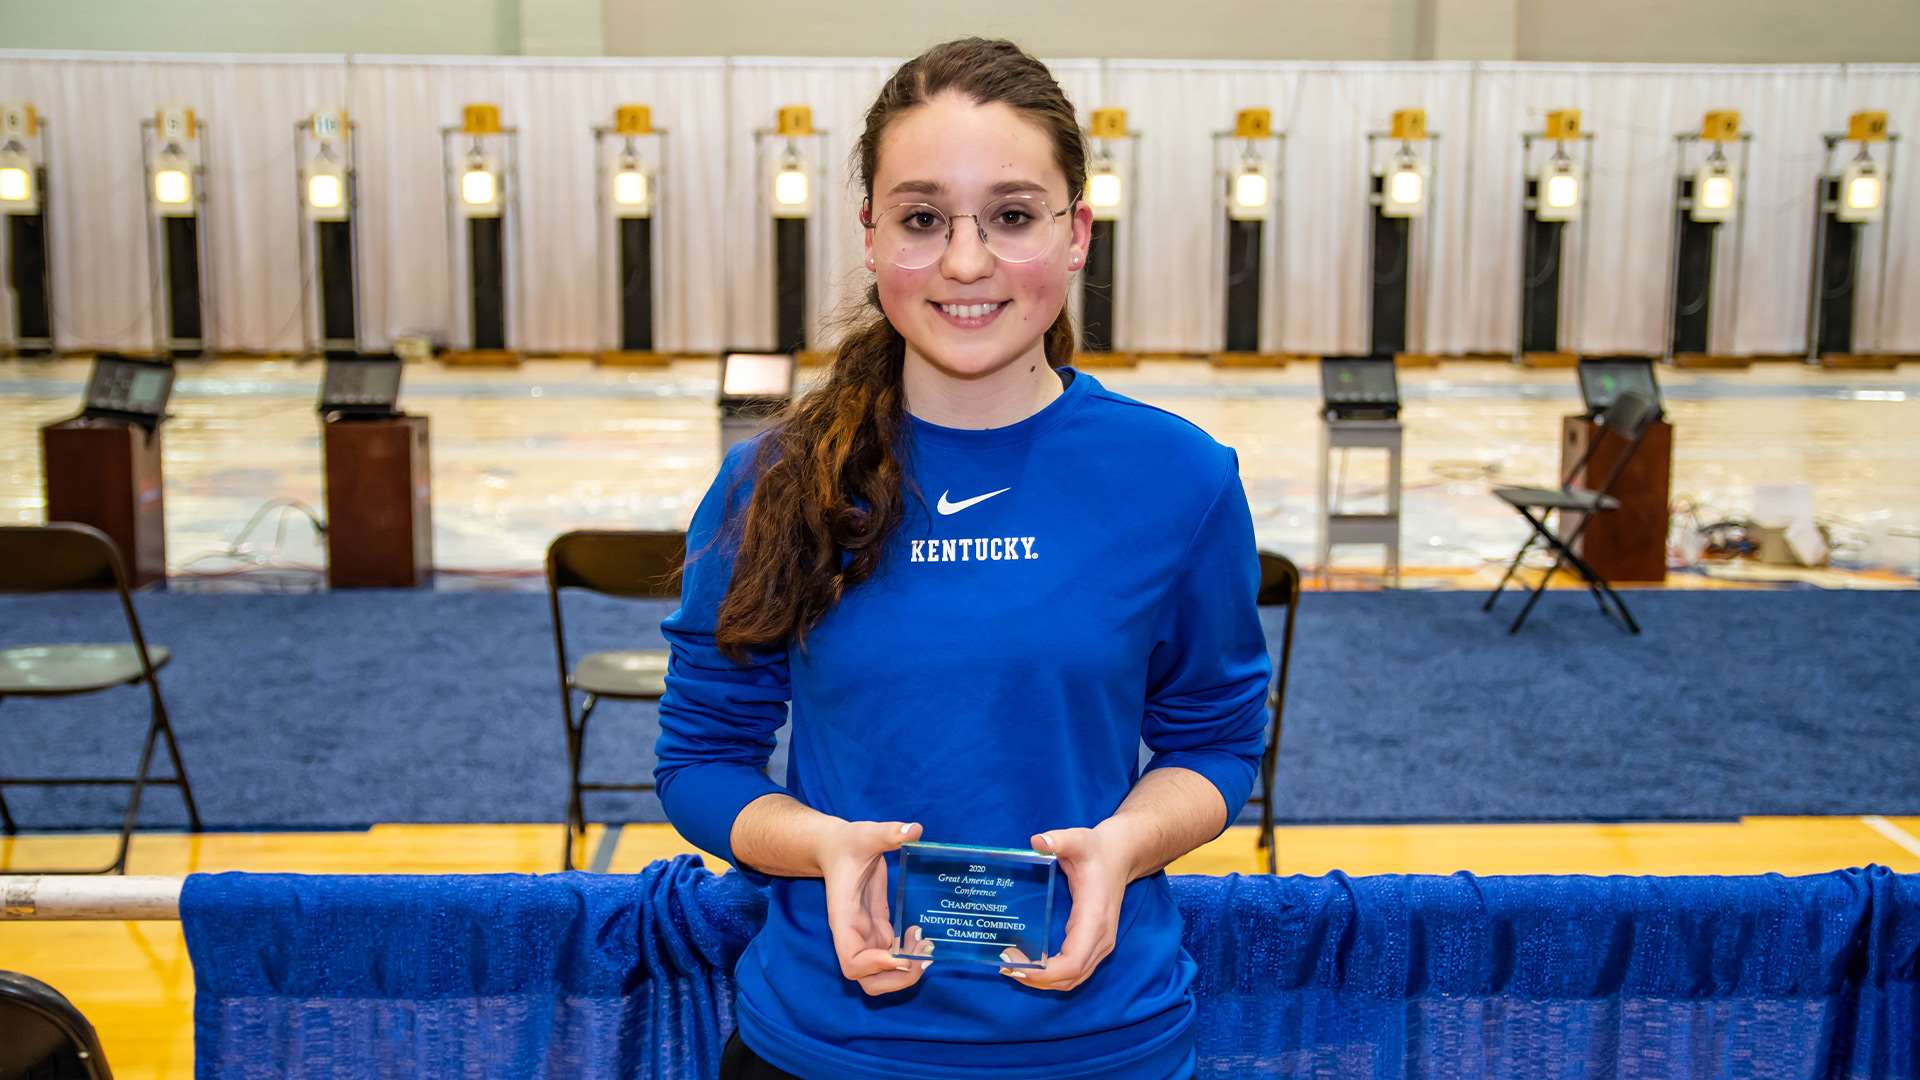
[906,366,1089,449]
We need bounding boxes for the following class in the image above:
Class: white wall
[600,0,1403,61]
[0,0,519,55]
[1517,0,1920,64]
[5,0,1916,62]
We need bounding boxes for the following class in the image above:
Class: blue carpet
[2,589,1915,830]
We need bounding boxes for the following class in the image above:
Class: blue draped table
[181,858,1919,1078]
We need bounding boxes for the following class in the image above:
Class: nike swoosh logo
[936,487,1012,515]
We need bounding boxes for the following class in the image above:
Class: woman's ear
[1068,199,1094,270]
[861,197,876,270]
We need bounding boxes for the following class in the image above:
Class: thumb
[861,820,922,853]
[1031,830,1064,857]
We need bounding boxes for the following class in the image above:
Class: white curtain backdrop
[1469,64,1847,356]
[1,49,1915,355]
[0,53,349,351]
[720,58,897,353]
[1839,65,1918,353]
[1101,61,1481,354]
[344,56,730,352]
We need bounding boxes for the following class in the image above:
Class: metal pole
[1273,133,1287,355]
[141,119,165,357]
[1209,131,1227,354]
[655,130,670,352]
[1123,126,1141,354]
[2,875,183,921]
[1363,133,1377,357]
[1871,133,1899,353]
[1572,132,1594,354]
[1419,133,1441,357]
[1664,134,1688,363]
[1725,132,1752,357]
[196,120,214,355]
[346,120,364,352]
[593,126,610,353]
[1515,133,1531,363]
[441,127,461,350]
[1806,135,1840,362]
[506,127,521,353]
[294,120,315,357]
[812,130,828,352]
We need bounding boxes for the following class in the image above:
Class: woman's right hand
[814,819,934,995]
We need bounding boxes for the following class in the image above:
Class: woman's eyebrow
[884,179,1051,198]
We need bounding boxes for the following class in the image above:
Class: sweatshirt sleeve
[653,441,791,877]
[1140,449,1273,836]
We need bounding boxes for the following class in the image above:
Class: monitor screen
[321,356,404,412]
[1320,358,1399,409]
[84,355,175,417]
[1578,358,1662,416]
[720,352,795,399]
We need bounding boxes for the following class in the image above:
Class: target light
[1382,150,1426,218]
[1537,151,1582,221]
[1691,149,1737,223]
[1838,154,1884,223]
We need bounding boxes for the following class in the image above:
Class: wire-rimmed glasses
[862,194,1071,270]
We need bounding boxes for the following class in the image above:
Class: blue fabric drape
[184,858,1919,1079]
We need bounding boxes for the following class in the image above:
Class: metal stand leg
[1386,435,1403,588]
[1484,531,1539,611]
[561,692,598,871]
[1316,423,1331,588]
[1321,419,1404,589]
[152,693,202,831]
[105,708,168,875]
[1503,509,1641,636]
[1507,550,1564,634]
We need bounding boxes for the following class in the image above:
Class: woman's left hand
[997,823,1139,991]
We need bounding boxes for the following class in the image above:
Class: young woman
[655,37,1271,1080]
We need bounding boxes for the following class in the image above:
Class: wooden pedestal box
[41,419,167,588]
[323,415,433,588]
[1560,415,1672,583]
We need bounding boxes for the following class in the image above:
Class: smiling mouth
[930,300,1008,328]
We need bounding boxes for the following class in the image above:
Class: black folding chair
[0,971,113,1079]
[547,529,685,870]
[1251,552,1301,876]
[0,524,203,875]
[1483,391,1658,635]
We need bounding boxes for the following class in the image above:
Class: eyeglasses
[862,195,1071,270]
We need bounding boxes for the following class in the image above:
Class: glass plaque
[892,841,1058,969]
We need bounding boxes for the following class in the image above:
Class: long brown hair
[713,38,1086,660]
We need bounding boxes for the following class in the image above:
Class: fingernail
[1011,971,1029,980]
[900,823,913,834]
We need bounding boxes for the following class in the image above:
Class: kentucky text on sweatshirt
[656,368,1271,1080]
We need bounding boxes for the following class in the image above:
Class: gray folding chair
[1251,552,1301,876]
[0,523,202,875]
[1483,391,1659,635]
[0,971,112,1079]
[547,529,685,870]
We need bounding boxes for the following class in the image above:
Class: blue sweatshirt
[655,368,1271,1080]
